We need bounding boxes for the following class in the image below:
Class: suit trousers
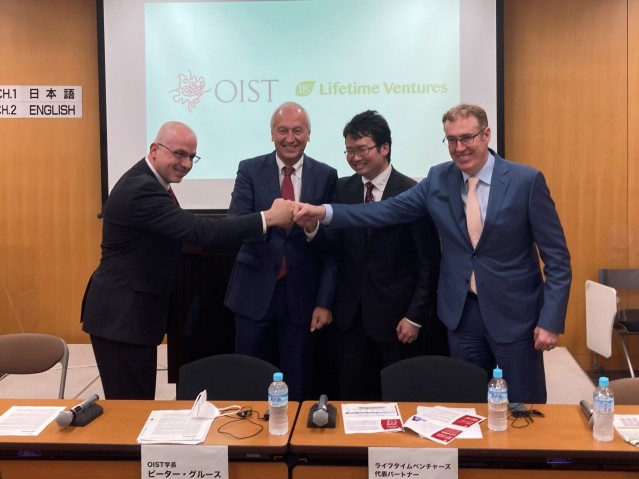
[234,281,312,401]
[90,335,157,400]
[337,305,404,401]
[447,293,547,404]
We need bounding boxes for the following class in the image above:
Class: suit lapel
[342,175,364,204]
[447,166,469,243]
[264,153,282,201]
[481,156,510,245]
[299,156,314,203]
[382,168,403,200]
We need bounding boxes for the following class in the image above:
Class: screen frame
[96,0,505,215]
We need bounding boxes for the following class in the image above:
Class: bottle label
[268,393,288,407]
[488,388,508,403]
[594,396,614,413]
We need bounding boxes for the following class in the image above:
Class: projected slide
[102,0,497,210]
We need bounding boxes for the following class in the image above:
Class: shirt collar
[461,151,495,186]
[361,163,393,190]
[276,155,304,177]
[145,156,170,190]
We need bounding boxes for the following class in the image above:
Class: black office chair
[380,355,488,403]
[176,354,279,400]
[598,269,639,378]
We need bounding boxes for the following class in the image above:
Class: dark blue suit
[330,152,572,403]
[225,152,337,400]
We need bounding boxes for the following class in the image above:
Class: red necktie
[365,181,374,241]
[168,186,179,206]
[278,166,295,278]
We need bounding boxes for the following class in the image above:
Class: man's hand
[534,326,559,351]
[396,318,419,344]
[310,306,333,332]
[264,198,294,228]
[294,203,327,228]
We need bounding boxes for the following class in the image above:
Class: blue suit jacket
[331,152,572,343]
[224,152,338,323]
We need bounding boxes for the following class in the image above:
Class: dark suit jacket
[331,152,572,343]
[81,159,264,346]
[224,152,338,323]
[331,168,440,342]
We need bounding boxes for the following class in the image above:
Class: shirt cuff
[322,204,333,224]
[304,221,320,241]
[260,211,267,234]
[404,318,422,328]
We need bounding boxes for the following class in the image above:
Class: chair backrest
[176,354,279,400]
[0,333,69,399]
[598,269,639,290]
[608,378,639,405]
[380,355,488,403]
[585,280,618,358]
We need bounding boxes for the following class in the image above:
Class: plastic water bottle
[268,372,289,435]
[487,367,508,432]
[593,376,615,441]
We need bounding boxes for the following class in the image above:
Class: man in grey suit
[329,110,446,400]
[295,104,572,403]
[82,121,293,400]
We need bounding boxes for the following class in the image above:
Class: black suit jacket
[81,159,264,346]
[331,167,440,342]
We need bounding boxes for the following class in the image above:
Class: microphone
[580,399,594,429]
[56,394,103,427]
[307,394,336,428]
[312,394,329,427]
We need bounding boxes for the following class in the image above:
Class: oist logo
[295,81,316,97]
[170,70,211,112]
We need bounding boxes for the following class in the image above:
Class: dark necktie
[168,186,179,206]
[365,181,374,241]
[278,166,295,279]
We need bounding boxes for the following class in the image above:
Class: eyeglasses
[157,143,201,163]
[344,145,378,159]
[442,128,485,148]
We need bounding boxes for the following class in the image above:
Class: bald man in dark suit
[82,121,293,399]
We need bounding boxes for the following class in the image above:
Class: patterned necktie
[167,186,179,206]
[278,166,295,279]
[365,181,374,241]
[466,176,482,294]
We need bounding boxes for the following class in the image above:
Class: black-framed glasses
[442,128,485,148]
[344,144,378,159]
[157,142,201,163]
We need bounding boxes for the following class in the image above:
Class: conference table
[0,399,298,479]
[2,399,639,479]
[290,401,639,479]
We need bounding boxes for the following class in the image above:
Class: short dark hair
[343,110,392,162]
[442,103,488,130]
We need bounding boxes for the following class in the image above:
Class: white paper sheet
[341,403,403,434]
[0,406,65,436]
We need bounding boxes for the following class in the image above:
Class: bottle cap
[493,368,503,379]
[273,372,284,381]
[598,376,609,388]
